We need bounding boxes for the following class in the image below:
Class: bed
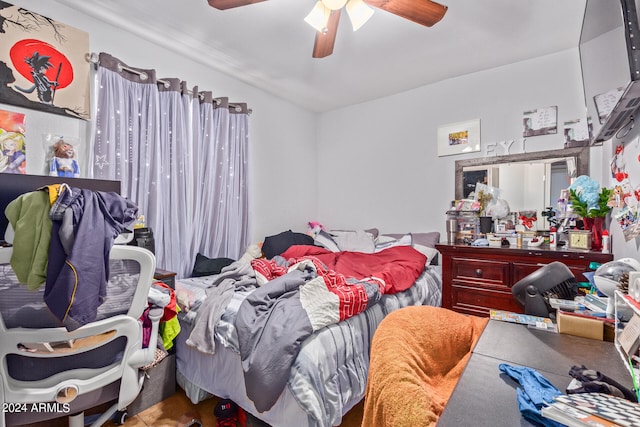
[175,228,443,427]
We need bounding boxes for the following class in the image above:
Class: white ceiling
[54,0,587,112]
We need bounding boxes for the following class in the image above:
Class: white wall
[316,49,603,237]
[3,0,318,243]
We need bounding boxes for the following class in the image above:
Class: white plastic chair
[0,243,162,427]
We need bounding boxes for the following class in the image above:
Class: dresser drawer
[451,257,509,284]
[512,262,548,285]
[451,284,523,316]
[513,261,592,284]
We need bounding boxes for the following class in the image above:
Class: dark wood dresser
[435,243,614,317]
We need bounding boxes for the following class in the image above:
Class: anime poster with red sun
[0,2,90,120]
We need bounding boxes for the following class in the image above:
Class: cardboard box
[557,311,603,340]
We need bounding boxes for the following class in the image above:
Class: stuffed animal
[50,139,80,178]
[307,221,325,237]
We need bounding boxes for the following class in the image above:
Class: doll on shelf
[49,138,80,178]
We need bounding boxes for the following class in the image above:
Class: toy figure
[0,131,26,174]
[50,138,79,177]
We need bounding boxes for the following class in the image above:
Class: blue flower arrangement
[569,175,612,218]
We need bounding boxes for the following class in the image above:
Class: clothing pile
[142,280,181,353]
[5,184,138,330]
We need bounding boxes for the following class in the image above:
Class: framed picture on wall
[522,106,557,137]
[437,119,481,157]
[0,3,90,120]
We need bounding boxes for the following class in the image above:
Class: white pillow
[374,234,412,252]
[330,230,376,253]
[413,244,440,265]
[314,230,341,252]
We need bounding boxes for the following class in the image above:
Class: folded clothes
[148,286,171,307]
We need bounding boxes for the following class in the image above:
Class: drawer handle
[475,269,482,277]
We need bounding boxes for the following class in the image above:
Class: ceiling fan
[207,0,448,58]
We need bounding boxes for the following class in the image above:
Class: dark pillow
[192,253,235,277]
[262,230,314,259]
[409,232,440,248]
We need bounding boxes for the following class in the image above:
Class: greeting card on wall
[594,87,624,124]
[437,119,481,157]
[522,106,557,137]
[0,108,26,174]
[563,118,591,148]
[0,3,90,120]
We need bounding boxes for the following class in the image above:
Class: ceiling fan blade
[312,10,341,58]
[207,0,267,10]
[363,0,447,27]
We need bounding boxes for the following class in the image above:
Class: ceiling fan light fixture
[305,1,331,33]
[346,0,374,31]
[322,0,348,10]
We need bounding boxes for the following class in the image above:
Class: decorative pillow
[413,244,440,265]
[410,232,440,248]
[382,232,440,248]
[364,228,380,239]
[374,234,412,252]
[329,229,376,253]
[262,230,315,259]
[192,253,235,277]
[314,230,341,252]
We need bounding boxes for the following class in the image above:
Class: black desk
[438,320,633,427]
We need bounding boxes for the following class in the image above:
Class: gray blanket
[186,248,426,415]
[236,266,317,412]
[185,261,257,354]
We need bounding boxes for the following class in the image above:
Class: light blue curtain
[90,52,251,277]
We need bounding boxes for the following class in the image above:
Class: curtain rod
[87,52,252,114]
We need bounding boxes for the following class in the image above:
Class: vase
[583,217,604,251]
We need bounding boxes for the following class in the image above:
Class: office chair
[0,242,162,427]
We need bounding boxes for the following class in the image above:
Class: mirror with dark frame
[455,147,590,230]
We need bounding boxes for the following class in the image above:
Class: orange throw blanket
[361,306,488,427]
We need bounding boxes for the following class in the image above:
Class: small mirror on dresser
[454,147,590,230]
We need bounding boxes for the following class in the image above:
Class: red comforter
[280,244,427,294]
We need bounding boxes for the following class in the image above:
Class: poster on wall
[0,108,26,174]
[0,2,90,120]
[522,106,557,137]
